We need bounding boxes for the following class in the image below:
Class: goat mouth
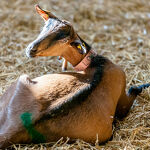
[34,49,47,56]
[27,53,36,58]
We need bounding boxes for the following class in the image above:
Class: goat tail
[128,83,150,96]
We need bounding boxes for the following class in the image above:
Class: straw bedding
[0,0,150,149]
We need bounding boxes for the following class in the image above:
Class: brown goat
[0,5,149,149]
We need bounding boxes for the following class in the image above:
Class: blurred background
[0,0,150,149]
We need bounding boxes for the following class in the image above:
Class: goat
[0,5,149,149]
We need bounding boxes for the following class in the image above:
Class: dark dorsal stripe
[36,55,107,124]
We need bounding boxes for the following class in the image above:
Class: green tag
[20,112,46,143]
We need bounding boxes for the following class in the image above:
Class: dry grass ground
[0,0,150,149]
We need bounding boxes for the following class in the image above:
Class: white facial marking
[38,19,59,39]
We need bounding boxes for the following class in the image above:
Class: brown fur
[0,59,135,148]
[0,5,149,149]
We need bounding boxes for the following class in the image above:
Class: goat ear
[35,5,57,21]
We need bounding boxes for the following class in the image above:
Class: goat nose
[31,49,37,53]
[26,43,37,58]
[30,49,37,57]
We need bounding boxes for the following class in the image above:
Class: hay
[0,0,150,149]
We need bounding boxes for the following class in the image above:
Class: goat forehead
[45,19,59,30]
[38,19,64,38]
